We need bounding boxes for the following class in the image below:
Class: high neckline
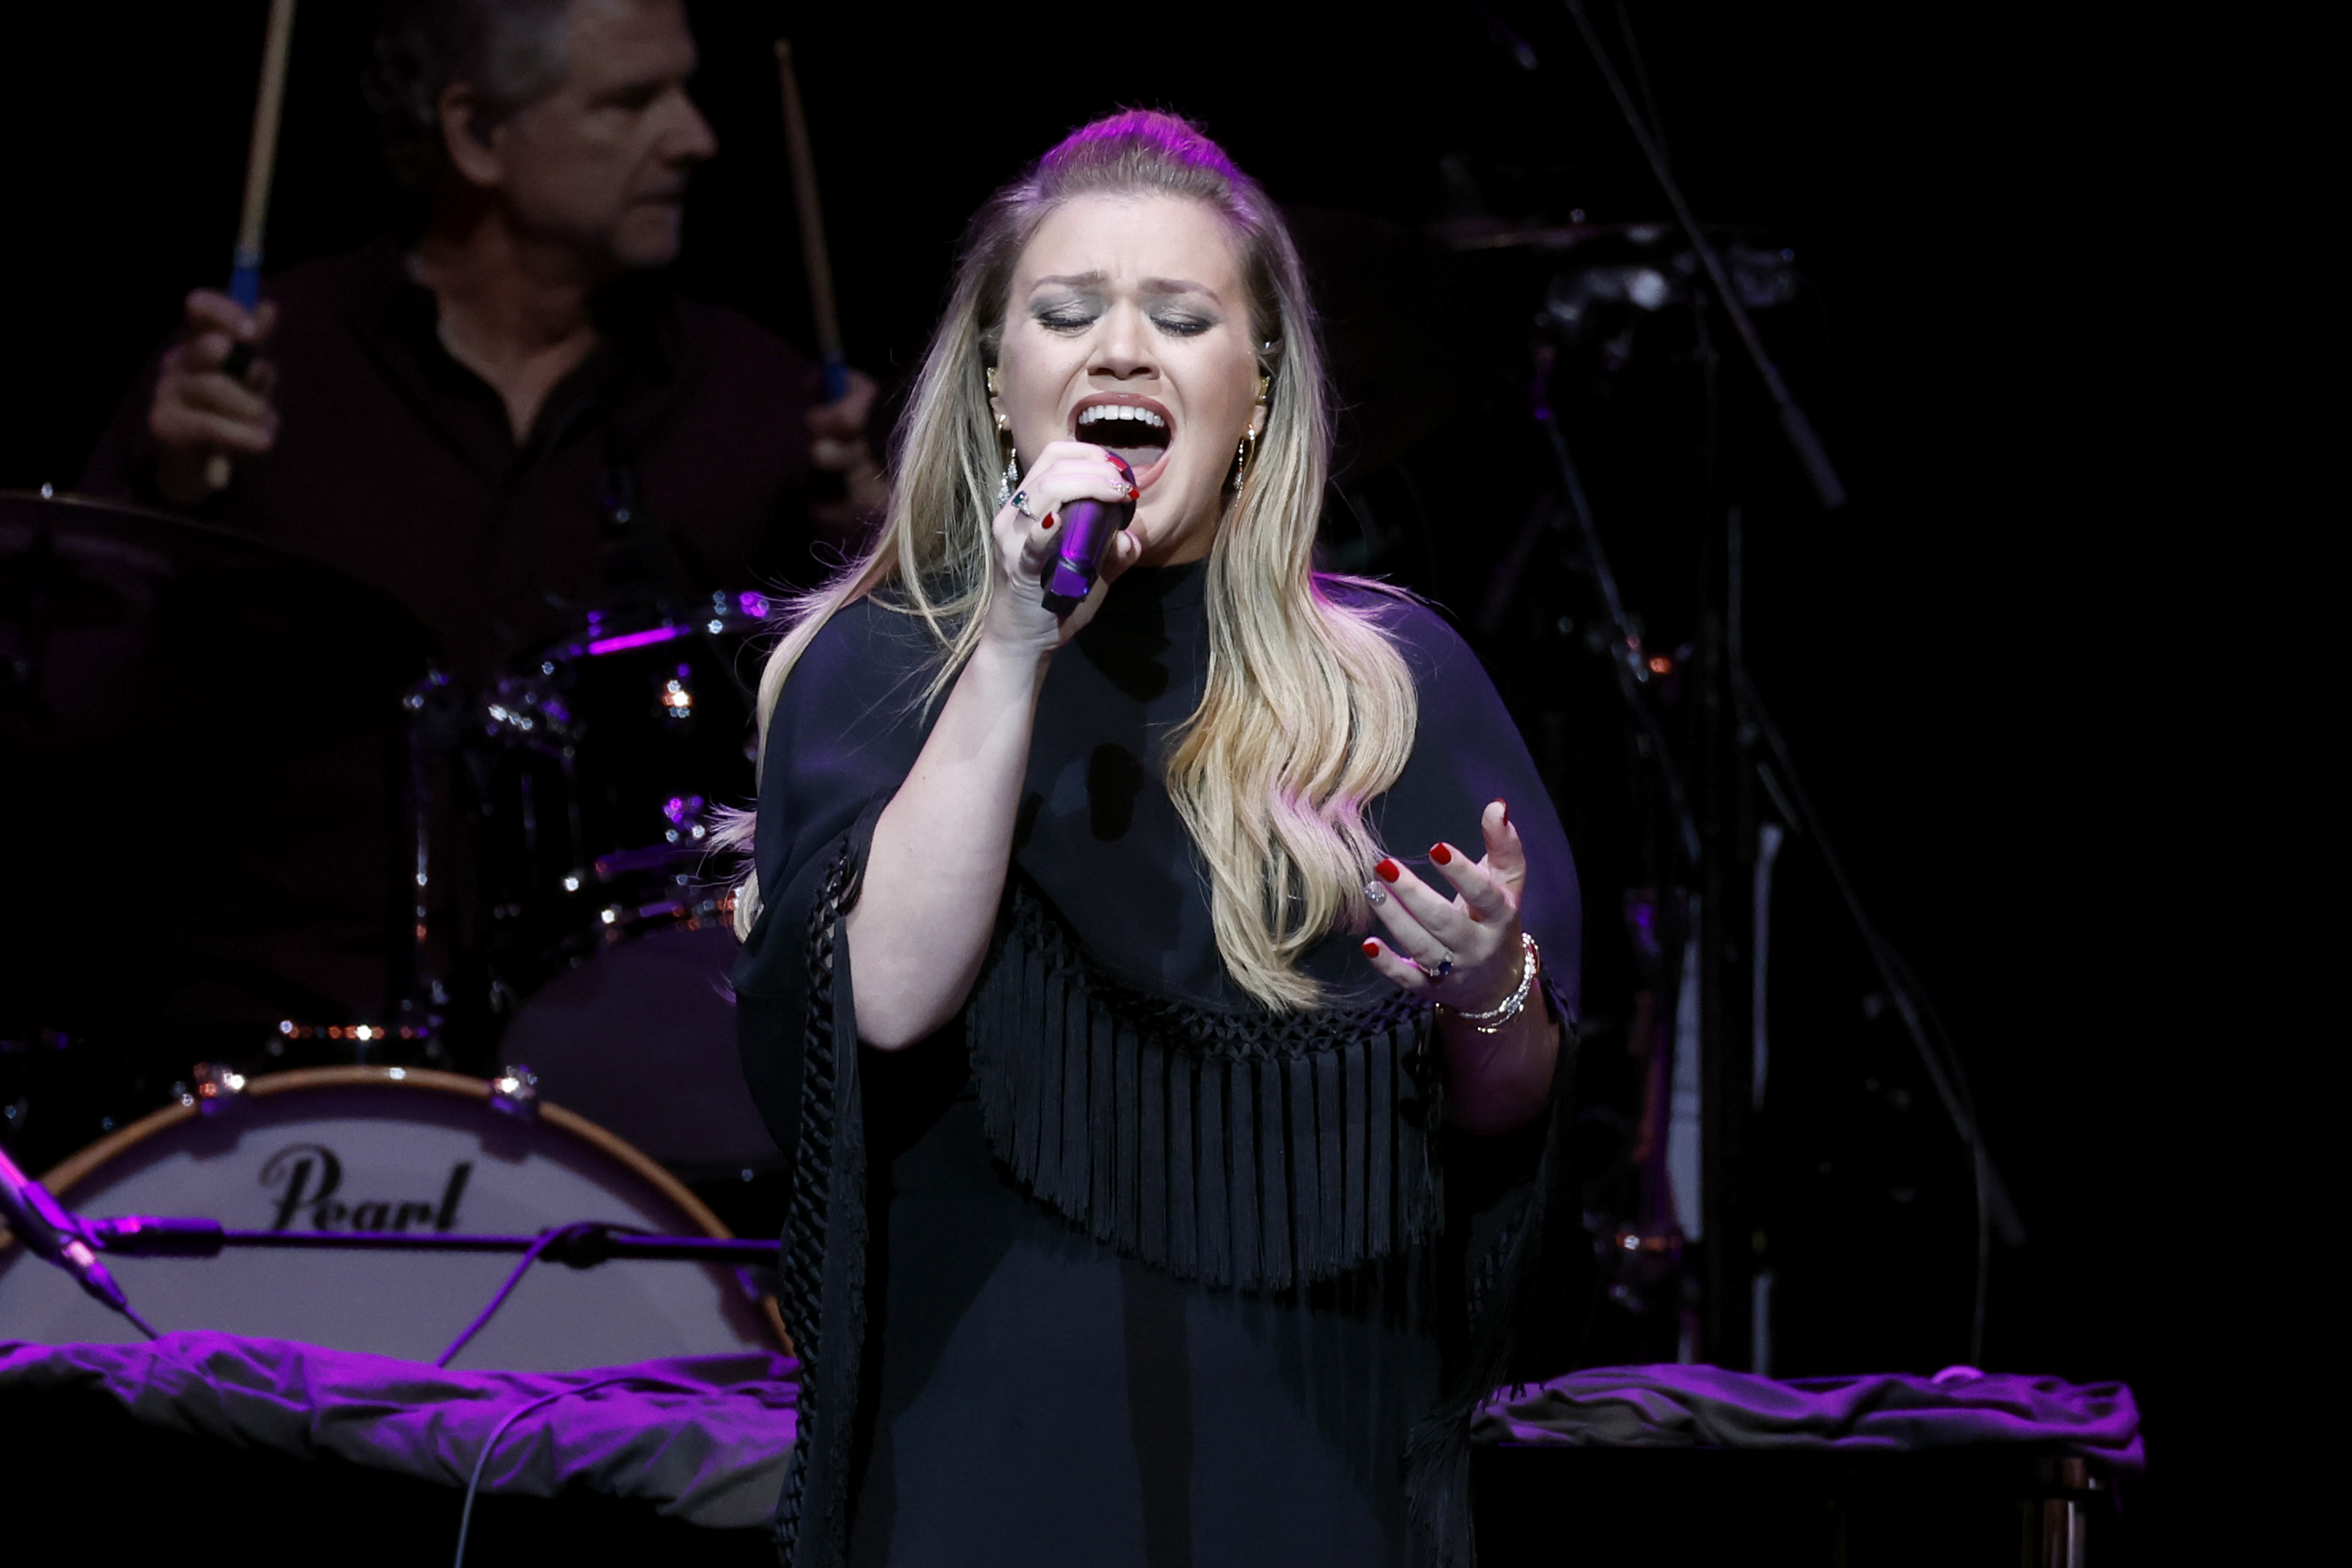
[1105,557,1209,612]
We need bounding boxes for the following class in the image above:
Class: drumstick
[772,38,849,403]
[208,0,299,491]
[230,0,299,312]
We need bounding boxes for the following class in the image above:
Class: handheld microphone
[1040,454,1136,615]
[0,1140,147,1328]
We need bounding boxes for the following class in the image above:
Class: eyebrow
[1029,273,1220,298]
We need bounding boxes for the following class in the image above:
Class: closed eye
[595,80,668,113]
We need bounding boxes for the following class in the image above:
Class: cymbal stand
[1540,1,2025,1363]
[1559,0,1846,512]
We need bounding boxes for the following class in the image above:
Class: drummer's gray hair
[365,0,574,192]
[721,110,1419,1012]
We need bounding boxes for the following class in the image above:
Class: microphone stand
[9,1205,784,1354]
[0,1143,155,1336]
[84,1215,780,1267]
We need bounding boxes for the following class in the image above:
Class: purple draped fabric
[0,1332,799,1526]
[1475,1363,2141,1474]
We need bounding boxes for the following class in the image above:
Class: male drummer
[67,0,881,1053]
[82,0,882,683]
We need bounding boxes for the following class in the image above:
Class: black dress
[735,562,1587,1568]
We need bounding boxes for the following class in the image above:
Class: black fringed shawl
[967,882,1444,1292]
[735,563,1587,1566]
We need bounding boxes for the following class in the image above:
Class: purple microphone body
[1041,454,1136,615]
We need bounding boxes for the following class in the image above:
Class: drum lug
[187,1063,250,1117]
[489,1065,540,1122]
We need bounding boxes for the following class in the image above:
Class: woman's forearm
[1439,993,1558,1134]
[844,641,1050,1048]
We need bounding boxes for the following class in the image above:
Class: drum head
[0,1068,779,1370]
[501,925,784,1178]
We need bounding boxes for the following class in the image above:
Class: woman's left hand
[1363,799,1555,1131]
[1360,799,1530,1011]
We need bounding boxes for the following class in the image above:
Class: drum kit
[0,487,784,1363]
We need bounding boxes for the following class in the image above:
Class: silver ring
[1010,488,1039,521]
[1414,949,1456,982]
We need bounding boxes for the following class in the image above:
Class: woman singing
[730,111,1584,1567]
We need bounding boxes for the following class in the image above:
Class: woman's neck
[1134,511,1219,568]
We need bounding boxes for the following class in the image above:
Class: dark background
[1,1,2276,1557]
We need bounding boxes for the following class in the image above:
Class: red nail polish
[1376,858,1401,883]
[1496,799,1510,822]
[1429,843,1452,865]
[1361,939,1380,958]
[1043,512,1057,531]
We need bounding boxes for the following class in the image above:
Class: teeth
[1080,404,1166,429]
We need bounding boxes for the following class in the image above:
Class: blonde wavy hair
[726,110,1418,1010]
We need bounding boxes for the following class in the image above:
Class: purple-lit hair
[958,110,1292,369]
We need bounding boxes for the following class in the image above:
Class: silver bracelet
[1441,932,1540,1034]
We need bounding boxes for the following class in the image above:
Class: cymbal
[0,490,432,757]
[1,491,437,1060]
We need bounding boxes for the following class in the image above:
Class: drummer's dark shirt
[80,235,829,684]
[66,238,834,1042]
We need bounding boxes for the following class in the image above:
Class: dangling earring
[993,406,1020,510]
[1231,375,1271,491]
[986,366,1024,507]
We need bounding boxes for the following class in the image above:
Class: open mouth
[1071,396,1174,489]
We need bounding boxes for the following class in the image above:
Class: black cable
[435,1229,566,1368]
[449,1372,711,1568]
[434,1221,654,1368]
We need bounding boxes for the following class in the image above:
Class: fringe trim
[771,843,868,1568]
[1405,970,1584,1567]
[965,882,1444,1293]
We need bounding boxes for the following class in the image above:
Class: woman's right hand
[982,441,1143,656]
[851,440,1142,1049]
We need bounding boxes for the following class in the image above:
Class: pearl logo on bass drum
[0,1069,780,1367]
[258,1143,473,1234]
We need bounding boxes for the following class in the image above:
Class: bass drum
[0,1067,784,1370]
